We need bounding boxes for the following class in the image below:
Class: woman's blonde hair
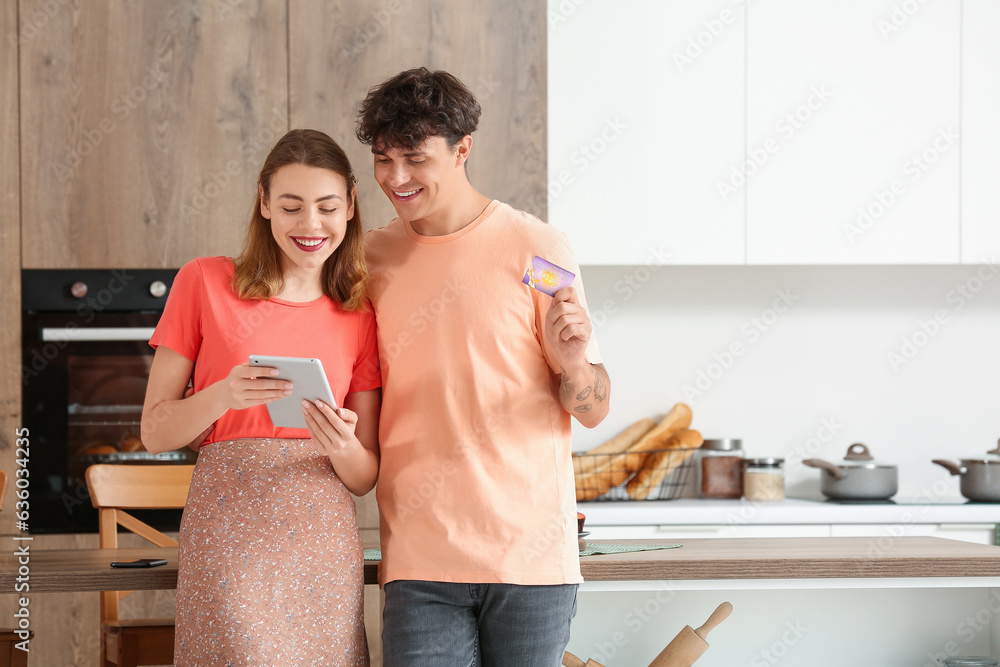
[233,129,368,311]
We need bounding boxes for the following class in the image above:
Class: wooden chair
[85,465,195,667]
[0,469,30,667]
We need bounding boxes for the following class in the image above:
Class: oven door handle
[40,327,157,342]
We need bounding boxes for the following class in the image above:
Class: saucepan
[803,443,898,501]
[933,441,1000,503]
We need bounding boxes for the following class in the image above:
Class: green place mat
[580,543,682,557]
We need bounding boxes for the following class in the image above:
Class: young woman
[141,129,379,665]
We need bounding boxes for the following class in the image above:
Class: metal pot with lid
[803,443,898,500]
[932,440,1000,503]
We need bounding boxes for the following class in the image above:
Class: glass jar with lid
[699,439,744,499]
[744,458,785,501]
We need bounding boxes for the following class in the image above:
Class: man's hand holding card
[524,255,594,371]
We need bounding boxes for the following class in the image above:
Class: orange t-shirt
[366,200,601,586]
[149,256,380,445]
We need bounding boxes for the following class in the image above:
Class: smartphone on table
[110,558,168,568]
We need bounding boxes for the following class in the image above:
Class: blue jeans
[382,580,578,667]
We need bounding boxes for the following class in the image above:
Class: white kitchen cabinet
[961,0,1000,265]
[547,0,744,265]
[586,523,829,541]
[587,519,995,545]
[745,0,961,264]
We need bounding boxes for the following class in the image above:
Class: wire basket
[573,447,698,501]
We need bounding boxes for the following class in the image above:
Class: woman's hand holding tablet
[249,355,338,429]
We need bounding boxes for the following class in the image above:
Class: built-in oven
[22,269,196,533]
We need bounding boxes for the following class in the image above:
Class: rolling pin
[647,601,733,667]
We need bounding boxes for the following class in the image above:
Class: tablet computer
[249,355,337,429]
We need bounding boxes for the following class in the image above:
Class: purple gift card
[522,256,575,296]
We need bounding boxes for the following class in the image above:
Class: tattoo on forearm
[593,366,608,402]
[561,364,609,413]
[559,366,574,405]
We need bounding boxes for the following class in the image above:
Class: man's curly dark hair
[356,67,481,153]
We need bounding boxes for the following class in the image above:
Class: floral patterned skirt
[174,438,369,666]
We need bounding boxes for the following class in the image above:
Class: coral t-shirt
[366,200,601,586]
[149,256,380,445]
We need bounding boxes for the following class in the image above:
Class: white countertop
[578,497,1000,526]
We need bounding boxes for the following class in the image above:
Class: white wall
[572,264,1000,501]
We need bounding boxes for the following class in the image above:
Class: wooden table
[0,546,383,592]
[4,536,1000,593]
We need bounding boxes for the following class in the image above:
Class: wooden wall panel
[429,0,547,219]
[289,0,432,231]
[0,0,23,659]
[0,0,20,507]
[19,0,289,269]
[1,0,20,538]
[289,0,547,231]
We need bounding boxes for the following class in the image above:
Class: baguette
[572,418,657,477]
[575,404,693,501]
[626,429,703,500]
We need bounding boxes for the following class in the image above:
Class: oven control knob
[70,281,88,298]
[149,280,168,298]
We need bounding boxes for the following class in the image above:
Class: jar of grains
[744,458,785,501]
[699,439,745,499]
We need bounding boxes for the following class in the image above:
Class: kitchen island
[569,536,1000,666]
[5,537,999,665]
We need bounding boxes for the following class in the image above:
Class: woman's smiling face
[260,163,355,274]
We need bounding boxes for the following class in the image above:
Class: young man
[357,67,610,666]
